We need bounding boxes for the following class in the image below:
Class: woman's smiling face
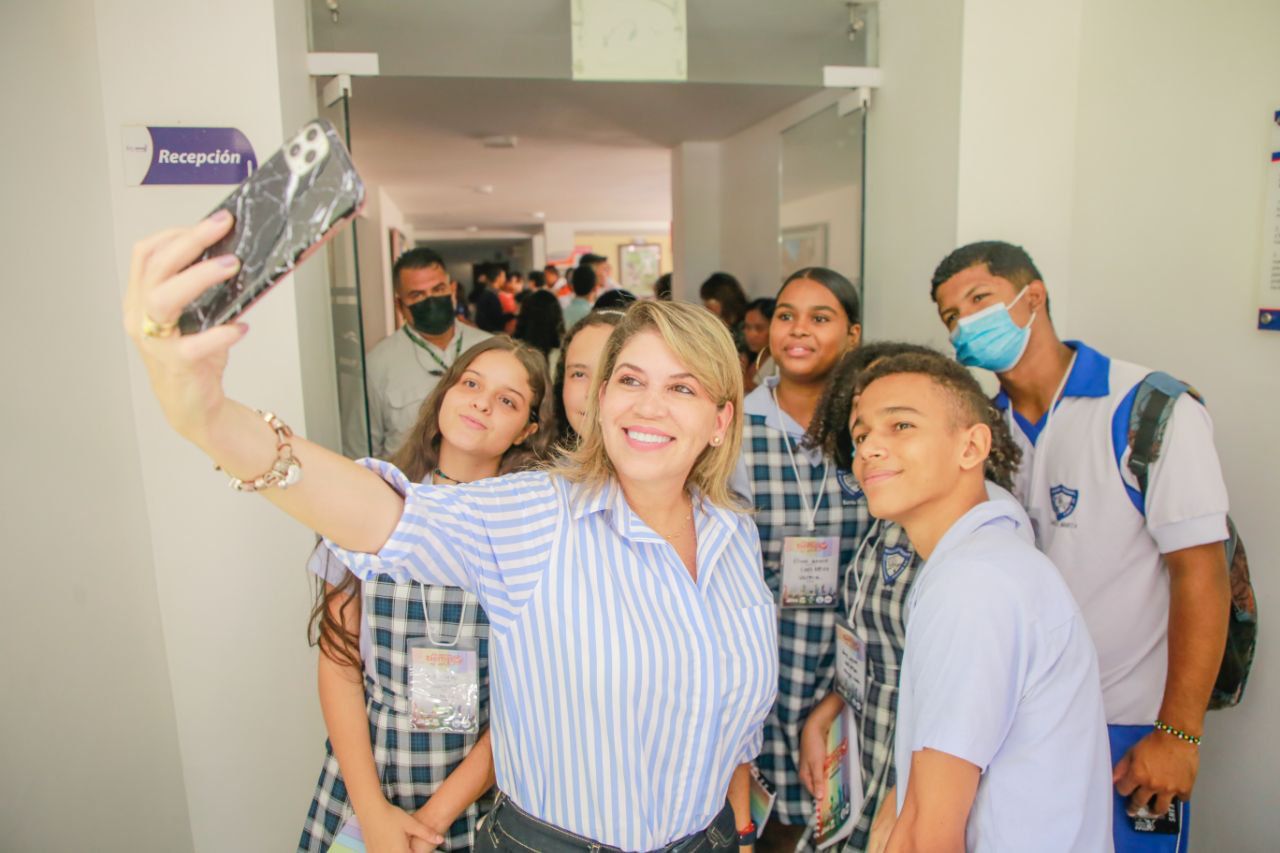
[598,330,732,492]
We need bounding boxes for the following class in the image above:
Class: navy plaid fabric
[298,575,492,852]
[743,413,872,828]
[834,521,922,853]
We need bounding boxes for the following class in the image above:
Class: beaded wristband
[218,410,302,492]
[1153,719,1201,746]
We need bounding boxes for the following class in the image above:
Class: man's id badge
[780,535,840,607]
[834,619,867,712]
[406,637,479,734]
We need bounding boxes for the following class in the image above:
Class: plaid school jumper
[743,412,872,828]
[298,575,492,853]
[835,521,922,853]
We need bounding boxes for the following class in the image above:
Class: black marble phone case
[178,119,364,334]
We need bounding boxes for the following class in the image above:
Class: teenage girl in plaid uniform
[299,338,557,853]
[798,343,1023,852]
[729,269,870,852]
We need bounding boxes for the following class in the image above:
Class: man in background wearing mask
[931,241,1229,853]
[364,247,490,458]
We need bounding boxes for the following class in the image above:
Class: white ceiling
[347,76,820,233]
[310,0,868,84]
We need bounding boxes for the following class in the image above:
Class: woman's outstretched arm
[123,213,403,553]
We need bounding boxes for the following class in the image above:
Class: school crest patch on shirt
[837,468,864,502]
[1050,484,1080,521]
[881,545,914,584]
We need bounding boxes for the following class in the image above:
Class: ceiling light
[475,184,495,195]
[481,135,518,149]
[466,225,479,232]
[531,211,546,220]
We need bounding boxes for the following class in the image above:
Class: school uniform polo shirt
[896,499,1113,851]
[996,341,1229,724]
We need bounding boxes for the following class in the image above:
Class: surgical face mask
[408,295,456,336]
[949,287,1035,373]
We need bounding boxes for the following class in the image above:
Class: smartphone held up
[177,119,365,335]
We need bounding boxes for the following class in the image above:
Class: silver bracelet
[221,410,302,492]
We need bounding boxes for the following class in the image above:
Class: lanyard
[844,523,879,616]
[843,521,916,621]
[419,585,472,649]
[404,325,463,375]
[771,388,829,532]
[1021,351,1078,503]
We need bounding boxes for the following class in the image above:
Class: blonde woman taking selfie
[123,213,777,852]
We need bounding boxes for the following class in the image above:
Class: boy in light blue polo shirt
[850,352,1112,852]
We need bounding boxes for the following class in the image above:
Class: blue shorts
[1109,724,1192,852]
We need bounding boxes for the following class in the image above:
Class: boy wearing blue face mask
[931,241,1231,853]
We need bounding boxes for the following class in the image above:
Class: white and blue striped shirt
[327,460,778,850]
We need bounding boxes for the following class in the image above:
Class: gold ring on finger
[141,312,180,339]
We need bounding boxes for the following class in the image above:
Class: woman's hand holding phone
[122,211,248,444]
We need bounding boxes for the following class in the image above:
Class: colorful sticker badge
[781,535,841,607]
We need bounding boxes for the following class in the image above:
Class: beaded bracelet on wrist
[1153,719,1201,746]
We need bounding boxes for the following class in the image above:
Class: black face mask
[408,295,455,336]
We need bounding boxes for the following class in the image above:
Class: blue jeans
[1110,724,1192,852]
[474,791,738,853]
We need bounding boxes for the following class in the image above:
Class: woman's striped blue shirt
[327,460,778,851]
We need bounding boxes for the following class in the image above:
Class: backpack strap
[1119,371,1204,513]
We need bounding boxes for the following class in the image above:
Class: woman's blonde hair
[554,300,745,510]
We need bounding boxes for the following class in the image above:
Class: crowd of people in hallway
[124,212,1250,853]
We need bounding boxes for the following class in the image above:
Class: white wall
[861,0,965,346]
[1067,1,1280,847]
[355,184,411,350]
[91,1,328,849]
[276,0,341,454]
[780,184,862,287]
[671,142,724,300]
[717,90,844,298]
[954,0,1085,329]
[0,4,193,848]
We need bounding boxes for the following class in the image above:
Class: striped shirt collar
[566,476,740,584]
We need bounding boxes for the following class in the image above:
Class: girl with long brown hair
[300,337,556,853]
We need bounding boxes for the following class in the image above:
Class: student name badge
[834,619,867,713]
[780,535,840,608]
[406,637,480,734]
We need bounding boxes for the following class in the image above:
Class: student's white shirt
[997,341,1229,723]
[896,499,1114,852]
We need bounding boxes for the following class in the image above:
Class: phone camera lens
[307,128,319,142]
[305,150,317,164]
[290,144,301,157]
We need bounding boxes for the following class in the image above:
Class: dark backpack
[1126,372,1257,710]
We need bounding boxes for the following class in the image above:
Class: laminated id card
[406,638,480,734]
[834,619,867,713]
[780,535,840,607]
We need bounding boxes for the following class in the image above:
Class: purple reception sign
[122,126,257,186]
